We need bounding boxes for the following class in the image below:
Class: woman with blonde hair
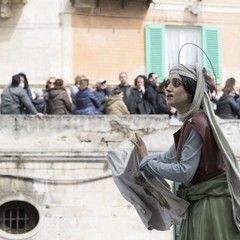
[44,76,56,101]
[70,74,85,111]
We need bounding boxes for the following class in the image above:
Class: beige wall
[1,0,240,88]
[72,0,240,88]
[72,15,146,85]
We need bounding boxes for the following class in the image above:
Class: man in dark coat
[144,72,159,114]
[116,72,132,111]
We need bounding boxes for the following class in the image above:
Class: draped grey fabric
[106,148,189,231]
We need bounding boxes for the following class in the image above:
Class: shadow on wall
[0,1,27,42]
[71,0,149,30]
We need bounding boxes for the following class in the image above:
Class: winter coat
[156,92,172,115]
[1,86,37,115]
[216,95,240,119]
[70,85,79,112]
[74,89,102,115]
[128,88,155,114]
[94,88,112,113]
[117,83,132,110]
[105,95,130,115]
[47,87,72,115]
[144,84,159,114]
[32,99,47,114]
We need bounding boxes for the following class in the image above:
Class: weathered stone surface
[0,115,239,155]
[0,115,239,240]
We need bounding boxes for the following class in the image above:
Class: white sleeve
[139,128,202,186]
[140,144,177,165]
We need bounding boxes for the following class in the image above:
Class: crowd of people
[0,71,240,119]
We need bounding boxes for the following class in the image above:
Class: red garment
[173,112,225,184]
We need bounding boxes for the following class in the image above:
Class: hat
[34,88,43,97]
[96,79,107,85]
[112,87,123,95]
[11,74,21,87]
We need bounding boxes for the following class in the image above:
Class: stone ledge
[0,115,239,157]
[0,151,108,162]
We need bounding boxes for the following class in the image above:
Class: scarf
[169,64,240,231]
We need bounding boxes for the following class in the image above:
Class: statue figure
[0,0,27,18]
[0,0,11,18]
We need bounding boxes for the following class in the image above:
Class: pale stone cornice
[152,2,240,14]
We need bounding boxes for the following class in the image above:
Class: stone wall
[0,115,239,155]
[0,115,239,240]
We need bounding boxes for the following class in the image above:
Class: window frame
[0,196,42,240]
[145,24,222,84]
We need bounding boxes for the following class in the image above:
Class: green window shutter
[145,25,165,81]
[202,27,222,84]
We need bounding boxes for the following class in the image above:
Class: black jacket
[128,88,155,114]
[216,96,239,119]
[144,84,159,114]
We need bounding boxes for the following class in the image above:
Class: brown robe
[173,111,225,184]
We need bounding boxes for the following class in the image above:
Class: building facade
[0,1,240,239]
[0,0,240,88]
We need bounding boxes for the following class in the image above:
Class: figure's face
[98,83,106,90]
[136,77,144,89]
[150,74,158,84]
[119,73,128,84]
[47,78,55,88]
[19,76,25,88]
[165,73,192,114]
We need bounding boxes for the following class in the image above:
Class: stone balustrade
[0,115,239,156]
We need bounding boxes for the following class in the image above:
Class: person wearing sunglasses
[44,76,56,101]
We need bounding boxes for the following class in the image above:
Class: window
[165,26,202,74]
[145,24,222,84]
[0,201,39,234]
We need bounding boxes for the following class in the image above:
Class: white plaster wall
[0,115,178,240]
[0,0,72,85]
[0,115,239,240]
[0,176,174,240]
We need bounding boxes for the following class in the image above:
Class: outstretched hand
[36,113,44,120]
[131,133,148,162]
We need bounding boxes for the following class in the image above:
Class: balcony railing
[70,0,152,8]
